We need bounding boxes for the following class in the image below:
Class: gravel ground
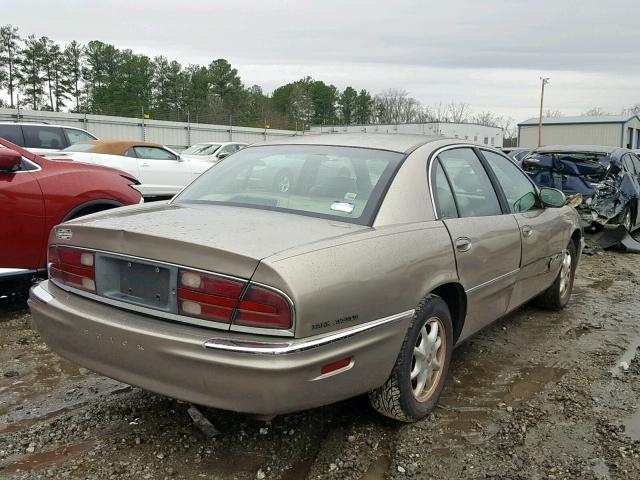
[1,250,640,479]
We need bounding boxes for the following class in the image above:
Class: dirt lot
[1,250,640,480]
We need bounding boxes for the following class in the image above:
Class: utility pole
[538,77,550,147]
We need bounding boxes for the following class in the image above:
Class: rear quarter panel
[253,221,457,338]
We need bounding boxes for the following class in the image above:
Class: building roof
[518,114,640,126]
[259,133,449,153]
[534,144,620,154]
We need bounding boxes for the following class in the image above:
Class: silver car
[28,134,583,421]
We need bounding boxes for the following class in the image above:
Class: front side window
[438,148,502,218]
[482,150,539,213]
[22,126,66,149]
[133,146,177,160]
[174,145,404,225]
[64,128,97,145]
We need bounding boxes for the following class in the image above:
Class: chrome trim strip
[465,268,520,294]
[0,268,35,277]
[204,309,415,355]
[47,245,296,337]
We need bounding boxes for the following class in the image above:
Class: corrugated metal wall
[518,123,622,148]
[309,122,504,147]
[0,108,298,149]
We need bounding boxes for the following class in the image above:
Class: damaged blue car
[522,145,640,232]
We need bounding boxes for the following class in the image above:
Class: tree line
[0,24,520,134]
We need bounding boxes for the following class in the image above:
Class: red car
[0,138,142,282]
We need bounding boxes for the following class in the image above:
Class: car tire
[534,240,577,311]
[368,294,453,422]
[619,205,633,231]
[272,169,293,194]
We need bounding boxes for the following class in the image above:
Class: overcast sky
[6,0,640,122]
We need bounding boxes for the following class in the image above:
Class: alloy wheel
[411,317,446,401]
[559,249,572,297]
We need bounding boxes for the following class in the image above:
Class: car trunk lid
[57,202,369,280]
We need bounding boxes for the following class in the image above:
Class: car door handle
[454,237,472,252]
[140,163,150,167]
[522,226,533,237]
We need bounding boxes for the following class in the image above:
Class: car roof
[72,140,164,155]
[257,133,446,154]
[0,121,86,130]
[534,144,620,155]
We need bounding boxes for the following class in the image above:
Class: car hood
[56,202,369,279]
[180,154,216,162]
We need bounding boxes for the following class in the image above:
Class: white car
[58,141,211,199]
[180,142,247,163]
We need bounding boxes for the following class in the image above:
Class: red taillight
[48,246,96,292]
[234,284,292,330]
[177,269,246,323]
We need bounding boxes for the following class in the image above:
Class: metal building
[308,122,504,147]
[517,114,640,149]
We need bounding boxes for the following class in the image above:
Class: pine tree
[20,35,46,109]
[63,40,84,112]
[0,25,22,108]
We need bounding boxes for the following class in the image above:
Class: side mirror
[177,154,185,162]
[0,149,22,172]
[539,187,566,208]
[217,152,230,160]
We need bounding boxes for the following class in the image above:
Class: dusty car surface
[28,134,583,421]
[523,145,640,231]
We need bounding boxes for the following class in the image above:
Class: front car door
[431,147,522,339]
[479,149,567,307]
[133,146,195,194]
[0,157,45,274]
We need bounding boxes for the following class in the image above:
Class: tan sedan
[28,134,583,421]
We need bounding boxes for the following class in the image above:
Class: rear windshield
[174,145,404,225]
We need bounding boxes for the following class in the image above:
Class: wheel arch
[430,282,467,344]
[62,199,124,222]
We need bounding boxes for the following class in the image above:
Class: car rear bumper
[28,281,411,415]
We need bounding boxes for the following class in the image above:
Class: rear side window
[481,150,539,213]
[432,160,458,219]
[0,124,25,146]
[632,155,640,175]
[22,125,67,149]
[438,148,502,218]
[64,128,96,145]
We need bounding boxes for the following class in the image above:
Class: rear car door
[22,125,68,153]
[479,149,566,306]
[0,157,45,272]
[432,147,521,337]
[134,146,196,190]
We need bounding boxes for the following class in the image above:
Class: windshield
[174,145,404,225]
[182,143,222,155]
[62,143,97,152]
